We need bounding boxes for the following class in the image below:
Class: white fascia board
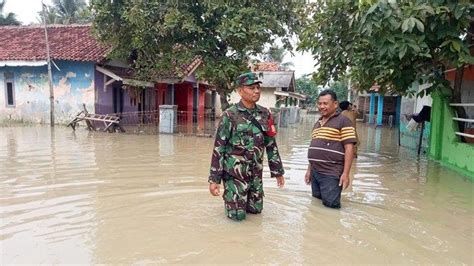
[0,61,47,67]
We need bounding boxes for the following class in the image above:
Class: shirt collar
[318,111,340,124]
[237,101,263,113]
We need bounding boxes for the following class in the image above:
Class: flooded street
[1,116,473,264]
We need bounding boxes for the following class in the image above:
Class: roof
[274,90,307,100]
[0,24,109,63]
[254,71,296,91]
[152,56,203,81]
[97,56,203,86]
[253,62,281,71]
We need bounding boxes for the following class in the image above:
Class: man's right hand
[209,183,220,196]
[304,169,311,185]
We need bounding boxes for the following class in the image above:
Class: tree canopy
[298,0,474,97]
[296,75,319,107]
[296,75,348,108]
[38,0,92,25]
[261,44,295,70]
[90,0,304,108]
[0,0,20,25]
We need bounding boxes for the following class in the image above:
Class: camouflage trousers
[222,173,264,221]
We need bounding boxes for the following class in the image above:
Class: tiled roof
[0,24,110,62]
[101,56,203,83]
[252,62,281,71]
[152,56,203,81]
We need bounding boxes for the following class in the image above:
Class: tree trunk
[219,90,230,111]
[216,81,233,111]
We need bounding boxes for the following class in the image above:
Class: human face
[238,83,261,106]
[317,94,338,118]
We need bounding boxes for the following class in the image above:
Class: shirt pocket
[236,123,253,147]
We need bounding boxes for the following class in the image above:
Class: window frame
[4,72,15,108]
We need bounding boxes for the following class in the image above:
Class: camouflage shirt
[209,101,285,184]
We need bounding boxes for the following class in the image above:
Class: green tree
[295,74,319,107]
[0,0,20,25]
[262,44,295,70]
[90,0,304,109]
[328,80,348,103]
[298,0,474,98]
[38,0,92,24]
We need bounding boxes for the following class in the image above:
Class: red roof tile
[253,62,281,71]
[152,56,203,80]
[103,56,203,82]
[0,24,109,62]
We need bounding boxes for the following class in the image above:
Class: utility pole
[347,77,352,102]
[42,0,55,127]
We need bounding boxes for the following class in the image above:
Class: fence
[96,108,217,135]
[450,103,474,142]
[89,106,300,136]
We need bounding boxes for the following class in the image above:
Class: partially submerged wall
[0,60,95,124]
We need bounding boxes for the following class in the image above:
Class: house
[355,85,402,127]
[429,65,474,178]
[0,24,109,124]
[392,82,431,153]
[229,62,306,108]
[0,24,217,132]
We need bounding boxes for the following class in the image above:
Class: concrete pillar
[428,90,444,160]
[395,96,402,126]
[369,93,376,124]
[280,107,289,128]
[377,94,384,126]
[166,83,175,105]
[159,105,177,133]
[171,83,175,105]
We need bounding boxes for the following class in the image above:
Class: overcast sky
[3,0,317,78]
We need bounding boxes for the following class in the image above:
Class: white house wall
[229,87,276,108]
[0,60,95,124]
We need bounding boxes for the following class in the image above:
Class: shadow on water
[0,115,472,264]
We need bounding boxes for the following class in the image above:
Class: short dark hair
[339,101,351,110]
[318,89,337,101]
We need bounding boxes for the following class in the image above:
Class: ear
[236,87,243,96]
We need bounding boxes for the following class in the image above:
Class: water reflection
[0,116,472,264]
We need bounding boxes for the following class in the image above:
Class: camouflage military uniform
[209,101,284,221]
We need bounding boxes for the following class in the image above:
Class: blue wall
[0,60,95,124]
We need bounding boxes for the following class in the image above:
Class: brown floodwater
[1,116,473,264]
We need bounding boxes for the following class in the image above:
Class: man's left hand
[276,176,285,188]
[339,173,350,190]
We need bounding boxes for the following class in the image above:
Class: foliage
[296,74,319,106]
[0,0,20,25]
[38,0,92,24]
[298,0,474,97]
[262,44,295,70]
[296,74,348,108]
[329,80,348,102]
[90,0,304,109]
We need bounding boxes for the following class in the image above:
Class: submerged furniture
[67,104,124,132]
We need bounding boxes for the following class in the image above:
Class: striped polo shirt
[307,112,357,177]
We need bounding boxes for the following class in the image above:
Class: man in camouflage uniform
[208,72,285,221]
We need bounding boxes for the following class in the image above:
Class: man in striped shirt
[305,90,357,208]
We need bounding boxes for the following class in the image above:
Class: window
[4,73,15,107]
